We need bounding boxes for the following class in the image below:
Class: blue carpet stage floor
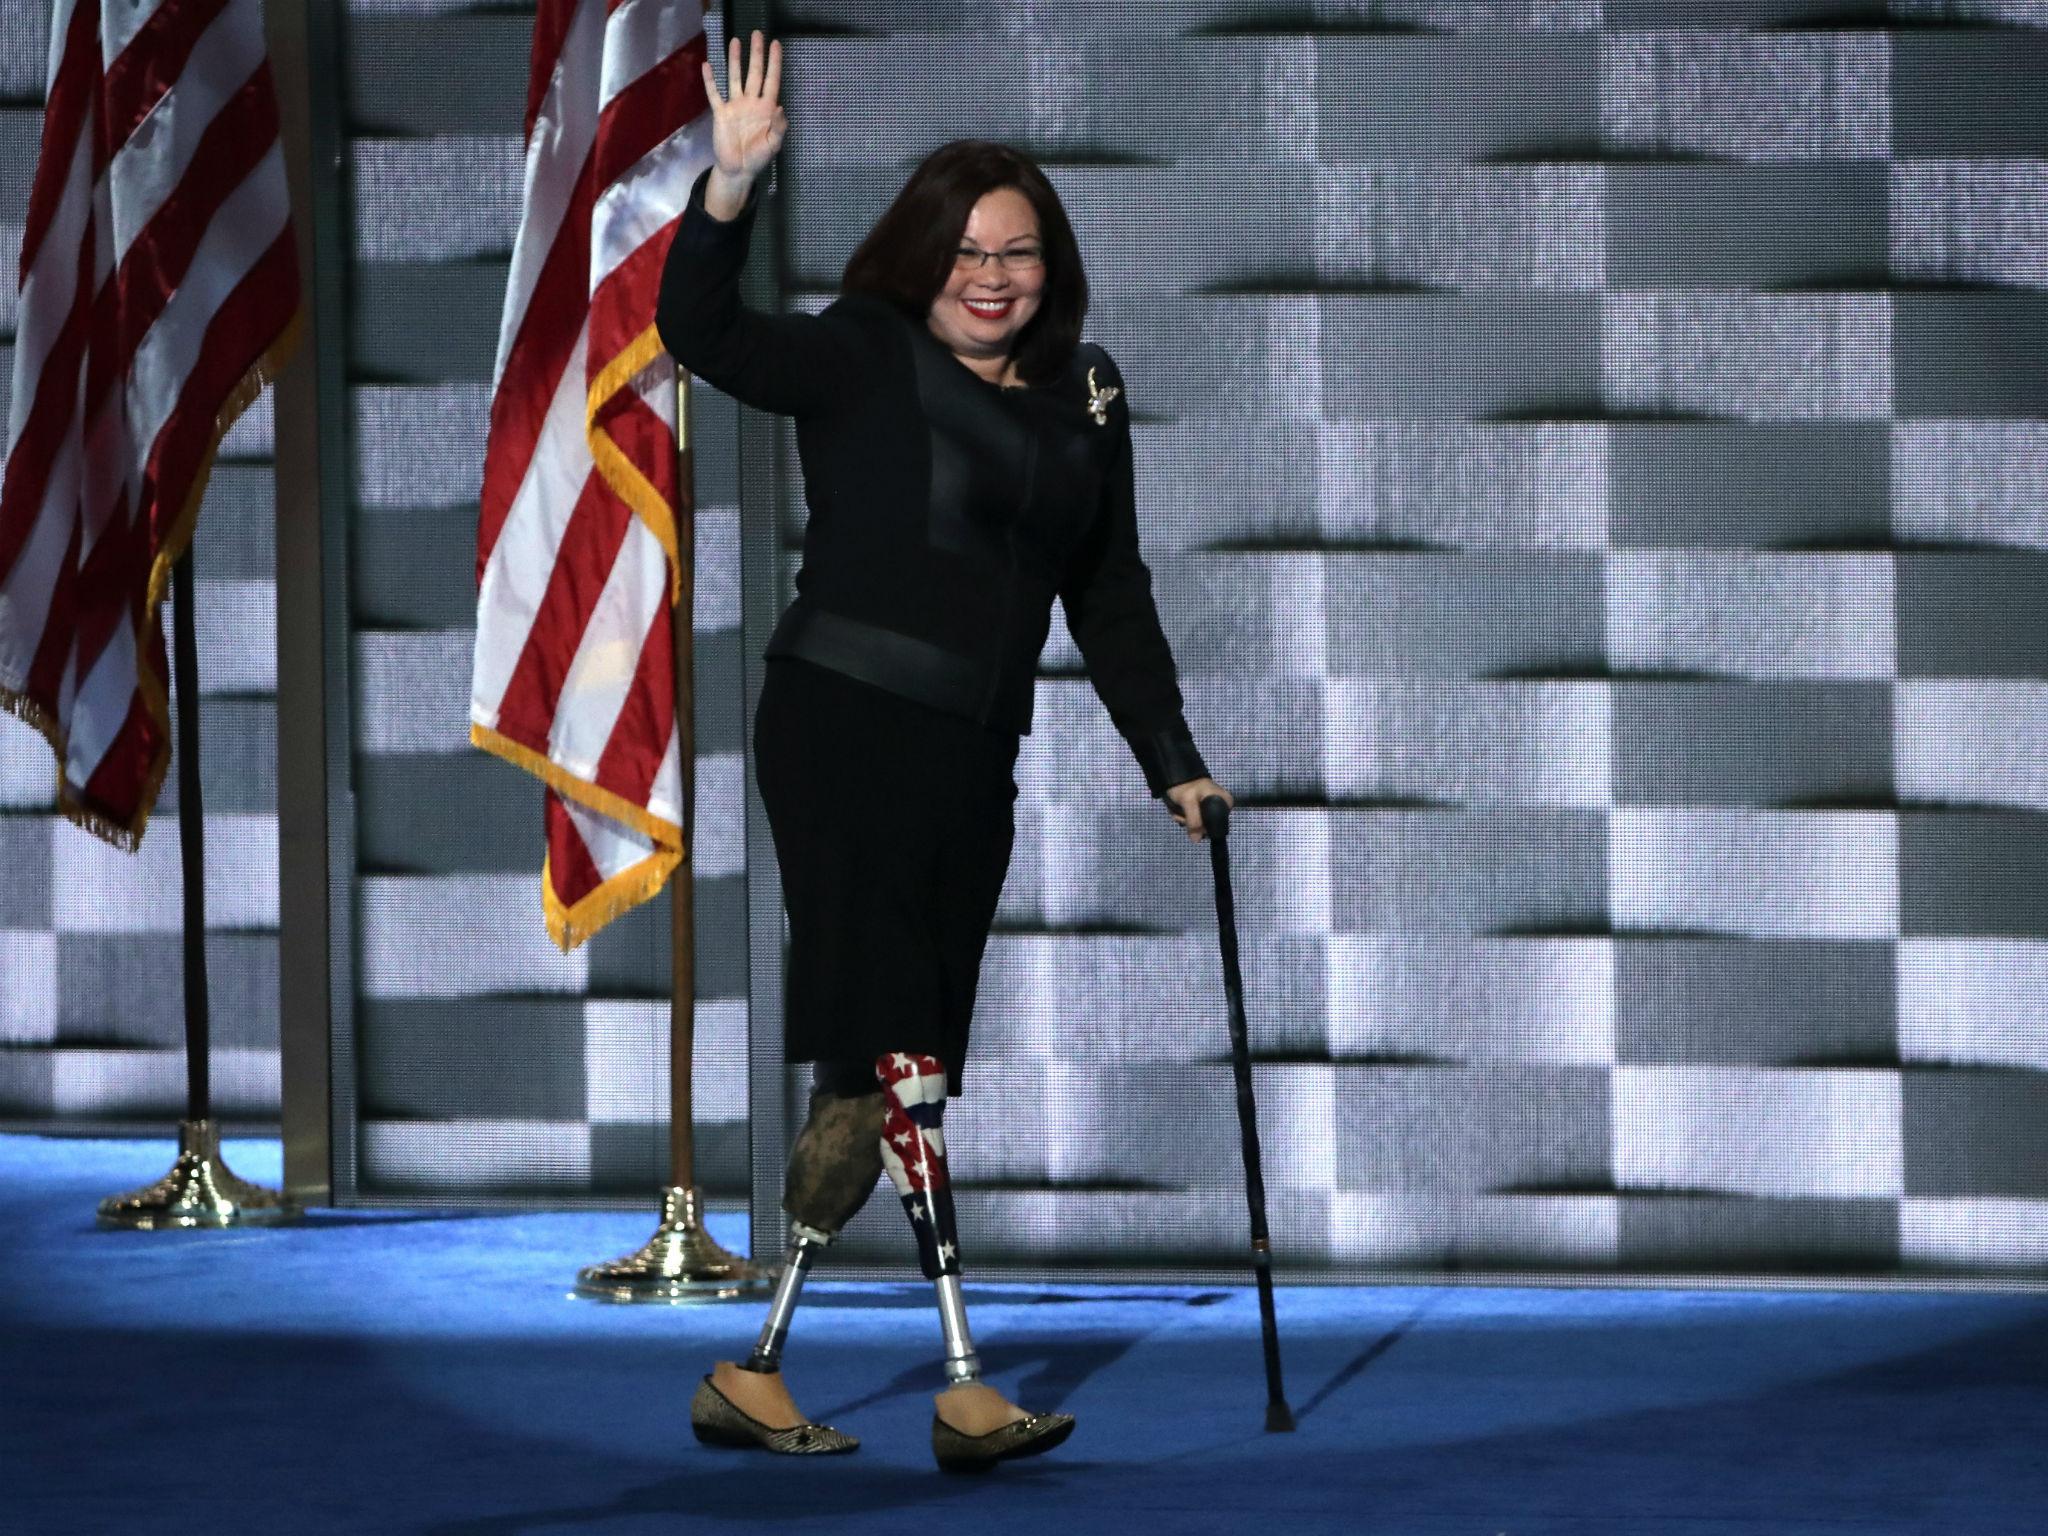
[5,1136,2047,1536]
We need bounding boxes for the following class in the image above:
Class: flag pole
[669,387,699,1195]
[574,368,766,1301]
[98,548,297,1229]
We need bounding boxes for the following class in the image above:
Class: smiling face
[925,185,1046,381]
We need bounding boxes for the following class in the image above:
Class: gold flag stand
[99,1118,297,1229]
[99,551,299,1231]
[575,370,766,1302]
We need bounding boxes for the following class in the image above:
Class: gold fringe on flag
[541,843,683,953]
[0,312,304,852]
[469,316,691,950]
[586,323,682,603]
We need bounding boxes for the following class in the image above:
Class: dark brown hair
[841,140,1088,385]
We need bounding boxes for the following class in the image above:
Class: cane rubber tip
[1265,1401,1297,1433]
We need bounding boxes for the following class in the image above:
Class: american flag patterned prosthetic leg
[876,1052,980,1385]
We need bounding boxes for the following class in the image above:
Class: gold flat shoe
[690,1375,858,1455]
[931,1409,1076,1473]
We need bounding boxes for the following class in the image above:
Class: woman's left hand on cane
[1164,778,1233,842]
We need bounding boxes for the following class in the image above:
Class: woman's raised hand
[703,30,786,188]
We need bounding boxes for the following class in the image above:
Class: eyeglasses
[954,244,1045,272]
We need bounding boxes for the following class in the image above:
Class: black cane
[1199,795,1294,1432]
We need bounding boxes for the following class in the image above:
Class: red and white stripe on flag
[471,0,713,950]
[0,0,300,847]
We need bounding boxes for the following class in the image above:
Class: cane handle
[1199,794,1230,842]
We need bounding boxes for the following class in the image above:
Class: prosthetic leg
[745,1083,886,1375]
[691,1078,884,1455]
[875,1051,976,1377]
[875,1052,1077,1472]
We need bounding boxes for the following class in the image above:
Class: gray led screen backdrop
[760,1,2048,1282]
[4,0,2047,1283]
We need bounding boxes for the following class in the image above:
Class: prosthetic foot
[875,1051,1077,1471]
[692,1078,885,1456]
[693,1218,857,1454]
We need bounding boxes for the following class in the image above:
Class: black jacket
[655,167,1207,798]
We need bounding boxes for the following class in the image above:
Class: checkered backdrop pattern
[4,1,2044,1279]
[761,0,2048,1280]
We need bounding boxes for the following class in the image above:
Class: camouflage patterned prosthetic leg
[786,1080,888,1236]
[742,1078,887,1375]
[875,1051,981,1386]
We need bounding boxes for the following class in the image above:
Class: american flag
[471,0,714,950]
[0,0,300,847]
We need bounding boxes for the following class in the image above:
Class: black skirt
[753,656,1020,1093]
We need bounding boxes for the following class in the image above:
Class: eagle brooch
[1085,366,1121,426]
